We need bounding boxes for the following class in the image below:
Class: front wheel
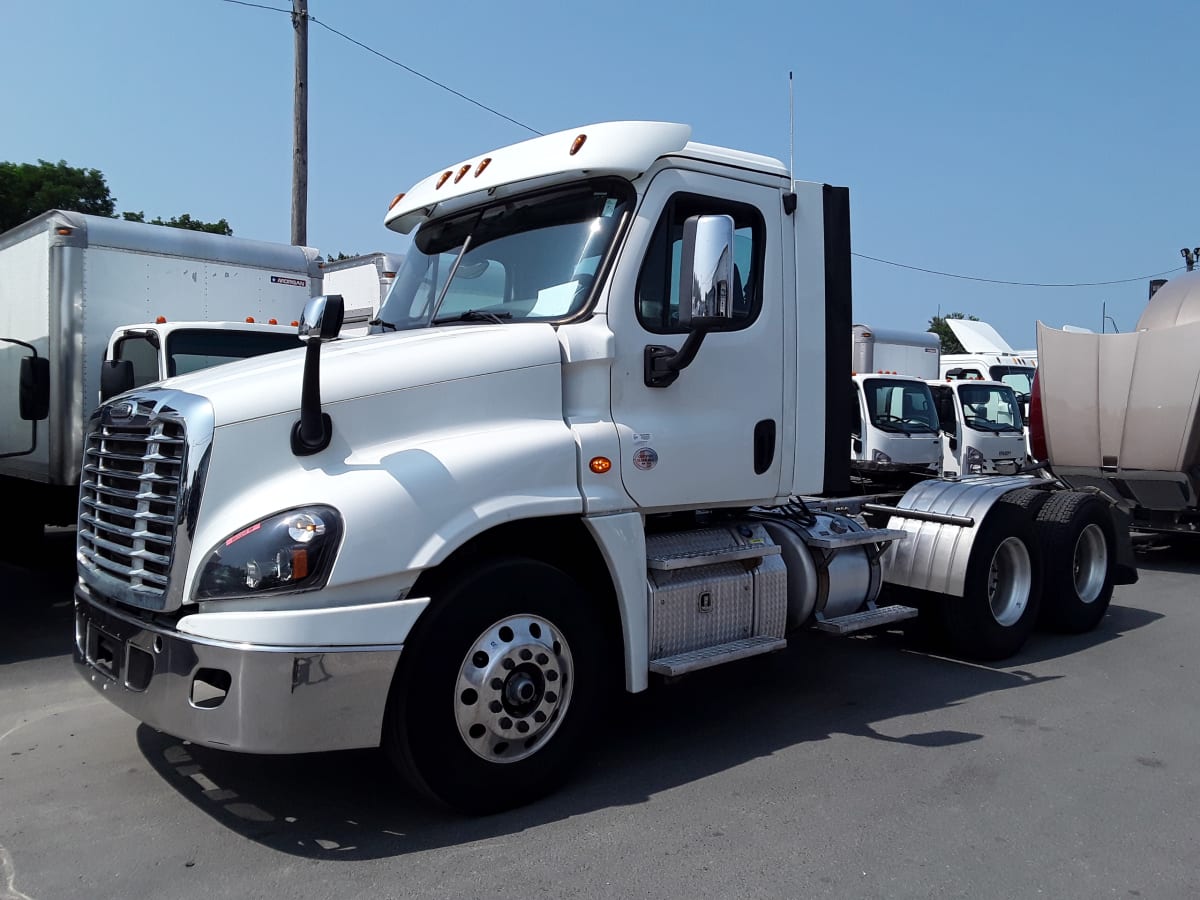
[383,557,609,814]
[941,503,1043,660]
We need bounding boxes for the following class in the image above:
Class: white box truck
[71,122,1138,814]
[849,325,942,478]
[0,210,321,547]
[318,252,403,337]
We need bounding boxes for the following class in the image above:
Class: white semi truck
[0,210,321,548]
[72,122,1137,814]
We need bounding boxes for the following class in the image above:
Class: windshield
[166,329,301,377]
[375,179,632,331]
[957,382,1024,433]
[989,365,1034,399]
[862,378,939,434]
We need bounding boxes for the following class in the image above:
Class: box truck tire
[383,557,609,814]
[941,504,1043,660]
[1033,493,1115,634]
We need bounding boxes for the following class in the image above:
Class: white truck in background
[939,318,1037,402]
[319,252,403,337]
[1034,270,1200,538]
[848,324,1026,478]
[71,122,1138,814]
[101,319,306,401]
[0,210,321,550]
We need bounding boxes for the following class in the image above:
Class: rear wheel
[383,557,608,814]
[941,503,1042,660]
[1034,492,1115,633]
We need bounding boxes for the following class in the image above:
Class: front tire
[941,503,1043,660]
[383,557,608,814]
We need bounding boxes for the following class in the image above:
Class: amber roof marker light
[435,170,453,189]
[475,157,492,177]
[569,134,587,156]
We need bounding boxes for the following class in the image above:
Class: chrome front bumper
[73,585,402,754]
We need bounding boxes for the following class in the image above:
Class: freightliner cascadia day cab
[0,210,321,549]
[72,122,1138,813]
[1034,269,1200,537]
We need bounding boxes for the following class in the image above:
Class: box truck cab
[928,378,1026,477]
[101,320,306,402]
[850,373,941,475]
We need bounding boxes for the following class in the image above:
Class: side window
[636,193,764,334]
[113,336,160,388]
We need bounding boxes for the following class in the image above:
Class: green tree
[0,159,116,232]
[928,312,980,354]
[122,211,233,236]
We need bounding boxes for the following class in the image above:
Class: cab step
[812,604,918,635]
[648,636,788,677]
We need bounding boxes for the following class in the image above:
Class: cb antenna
[788,71,795,182]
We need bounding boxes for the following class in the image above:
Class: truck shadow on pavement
[0,530,77,666]
[135,600,1161,860]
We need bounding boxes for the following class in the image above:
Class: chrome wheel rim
[987,536,1032,627]
[454,614,573,764]
[1073,523,1108,604]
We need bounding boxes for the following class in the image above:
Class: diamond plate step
[648,636,788,677]
[812,604,919,635]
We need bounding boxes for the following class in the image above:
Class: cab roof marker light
[454,164,471,184]
[569,133,587,155]
[246,317,255,323]
[268,318,279,325]
[156,316,167,324]
[474,157,492,177]
[388,192,406,210]
[435,170,453,189]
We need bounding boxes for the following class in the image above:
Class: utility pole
[291,0,309,247]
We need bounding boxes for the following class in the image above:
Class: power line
[852,252,1184,288]
[306,17,542,136]
[217,0,291,13]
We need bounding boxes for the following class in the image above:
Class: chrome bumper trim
[74,585,401,754]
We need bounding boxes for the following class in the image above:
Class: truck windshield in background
[957,382,1024,433]
[114,328,302,389]
[862,378,939,434]
[375,179,632,331]
[988,365,1034,399]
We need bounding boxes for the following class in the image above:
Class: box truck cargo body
[0,210,321,533]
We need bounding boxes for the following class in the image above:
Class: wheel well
[408,516,621,642]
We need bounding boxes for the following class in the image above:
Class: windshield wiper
[368,317,397,331]
[435,309,513,325]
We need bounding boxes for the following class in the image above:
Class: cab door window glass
[636,193,764,334]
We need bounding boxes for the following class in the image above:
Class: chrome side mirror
[678,215,736,329]
[298,295,346,344]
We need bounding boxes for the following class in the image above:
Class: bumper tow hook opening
[191,668,232,709]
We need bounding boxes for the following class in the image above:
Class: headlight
[872,449,893,464]
[966,446,985,475]
[195,506,342,600]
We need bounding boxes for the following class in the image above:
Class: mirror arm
[291,341,332,455]
[644,328,709,388]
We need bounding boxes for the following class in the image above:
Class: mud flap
[1109,505,1140,586]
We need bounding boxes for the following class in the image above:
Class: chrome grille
[78,402,187,609]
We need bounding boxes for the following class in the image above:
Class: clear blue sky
[3,0,1195,347]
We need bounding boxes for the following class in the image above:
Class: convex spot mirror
[298,295,345,344]
[678,214,736,331]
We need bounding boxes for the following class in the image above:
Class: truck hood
[160,324,564,427]
[946,319,1015,355]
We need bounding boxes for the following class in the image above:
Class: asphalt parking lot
[2,534,1198,899]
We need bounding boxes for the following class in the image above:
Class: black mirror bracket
[644,329,708,388]
[290,295,344,456]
